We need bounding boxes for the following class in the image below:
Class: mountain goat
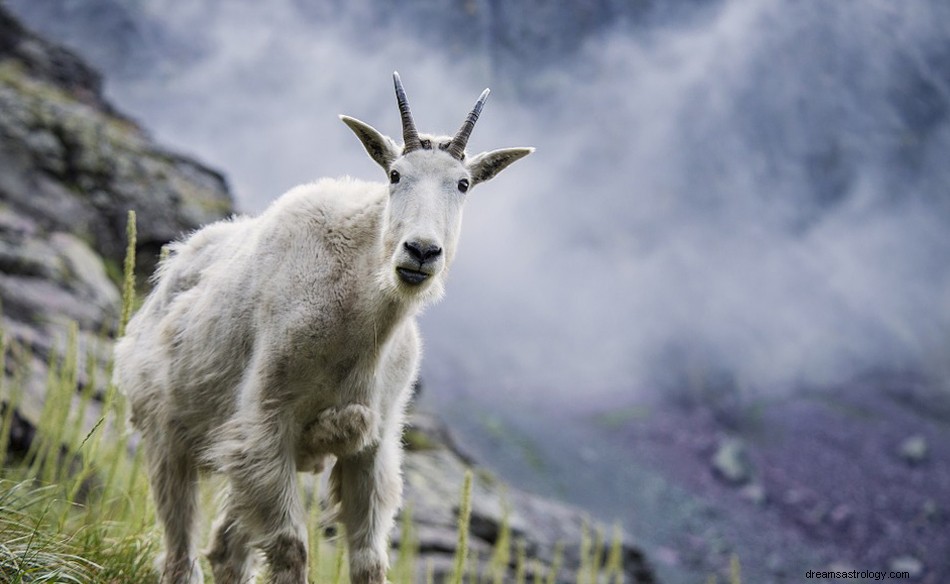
[114,72,532,584]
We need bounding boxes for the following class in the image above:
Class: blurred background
[3,0,949,582]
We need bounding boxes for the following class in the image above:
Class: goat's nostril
[403,241,421,261]
[424,246,443,261]
[404,241,442,263]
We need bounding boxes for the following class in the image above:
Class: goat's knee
[303,404,380,456]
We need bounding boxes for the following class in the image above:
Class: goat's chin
[377,268,445,306]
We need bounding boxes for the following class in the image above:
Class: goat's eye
[389,170,400,184]
[457,178,469,193]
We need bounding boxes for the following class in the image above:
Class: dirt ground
[436,372,950,584]
[599,372,950,583]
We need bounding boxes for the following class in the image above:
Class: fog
[15,0,950,405]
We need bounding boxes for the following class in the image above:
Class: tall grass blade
[119,210,137,338]
[490,500,511,584]
[450,470,474,584]
[730,554,742,584]
[576,519,590,584]
[333,528,347,584]
[606,523,624,584]
[589,526,604,584]
[514,539,526,584]
[544,541,564,584]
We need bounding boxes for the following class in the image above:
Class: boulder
[711,437,754,486]
[898,435,928,465]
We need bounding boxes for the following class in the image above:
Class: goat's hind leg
[145,434,204,584]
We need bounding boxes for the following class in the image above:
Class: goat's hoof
[156,552,204,584]
[304,404,380,456]
[349,548,388,584]
[349,565,388,584]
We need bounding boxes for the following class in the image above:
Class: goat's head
[341,72,533,301]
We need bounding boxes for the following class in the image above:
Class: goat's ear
[466,147,535,186]
[340,115,400,169]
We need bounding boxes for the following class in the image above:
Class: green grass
[0,211,637,582]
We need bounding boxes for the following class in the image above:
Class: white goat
[114,72,532,584]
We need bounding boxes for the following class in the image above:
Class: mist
[15,0,950,405]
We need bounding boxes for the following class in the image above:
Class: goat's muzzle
[396,241,442,285]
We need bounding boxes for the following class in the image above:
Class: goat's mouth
[396,267,430,285]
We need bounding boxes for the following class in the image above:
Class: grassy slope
[0,212,639,583]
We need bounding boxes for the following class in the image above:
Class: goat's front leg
[216,410,307,584]
[330,424,403,584]
[206,491,256,584]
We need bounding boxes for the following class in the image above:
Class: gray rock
[739,482,766,505]
[0,236,64,280]
[712,437,754,485]
[0,273,109,330]
[404,410,475,464]
[1,5,232,268]
[0,6,111,111]
[898,435,928,465]
[889,555,924,579]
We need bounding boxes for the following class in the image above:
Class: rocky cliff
[0,5,232,427]
[0,7,654,582]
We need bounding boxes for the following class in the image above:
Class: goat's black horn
[393,72,422,154]
[446,88,490,160]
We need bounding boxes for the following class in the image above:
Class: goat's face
[341,73,533,301]
[383,140,466,294]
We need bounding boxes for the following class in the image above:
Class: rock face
[0,8,232,265]
[0,3,233,434]
[0,8,656,581]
